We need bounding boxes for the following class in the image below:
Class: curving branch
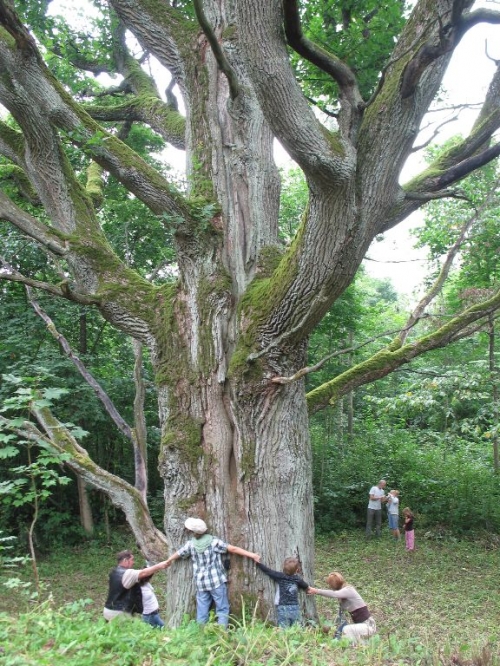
[457,8,500,36]
[0,191,67,254]
[283,0,358,92]
[26,287,133,442]
[306,287,500,413]
[193,0,240,100]
[0,407,168,561]
[0,258,100,305]
[423,142,500,192]
[26,287,150,504]
[283,0,363,138]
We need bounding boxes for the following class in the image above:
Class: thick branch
[0,16,191,222]
[0,190,66,253]
[1,407,168,561]
[307,287,500,413]
[458,8,500,35]
[283,0,361,102]
[83,98,186,149]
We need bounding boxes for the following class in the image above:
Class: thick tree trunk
[159,365,316,625]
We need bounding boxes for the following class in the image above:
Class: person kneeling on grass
[307,571,376,643]
[103,550,169,621]
[257,557,309,628]
[164,517,260,628]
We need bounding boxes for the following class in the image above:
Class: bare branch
[26,286,133,441]
[193,0,240,100]
[411,116,459,152]
[271,325,415,385]
[398,191,495,344]
[0,258,100,305]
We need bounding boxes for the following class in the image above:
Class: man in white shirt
[366,480,386,537]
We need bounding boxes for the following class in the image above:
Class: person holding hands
[164,517,260,628]
[308,571,376,642]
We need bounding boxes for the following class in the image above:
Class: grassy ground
[0,530,498,665]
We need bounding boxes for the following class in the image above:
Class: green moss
[0,121,24,155]
[306,344,402,411]
[255,246,284,277]
[240,439,256,477]
[86,161,103,208]
[228,225,306,381]
[176,493,204,511]
[320,125,345,157]
[0,26,16,49]
[161,414,203,468]
[221,24,237,40]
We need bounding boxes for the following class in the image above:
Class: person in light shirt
[365,479,386,537]
[308,571,376,642]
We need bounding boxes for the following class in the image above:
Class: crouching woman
[307,571,376,642]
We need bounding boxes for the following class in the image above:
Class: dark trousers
[366,508,382,536]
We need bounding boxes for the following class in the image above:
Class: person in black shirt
[257,557,309,628]
[103,550,169,621]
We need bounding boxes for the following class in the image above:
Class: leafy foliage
[291,0,408,111]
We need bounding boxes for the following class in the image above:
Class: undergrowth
[0,532,498,665]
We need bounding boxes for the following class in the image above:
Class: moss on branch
[308,288,500,412]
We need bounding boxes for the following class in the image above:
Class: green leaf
[0,445,19,459]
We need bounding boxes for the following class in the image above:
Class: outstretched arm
[163,551,181,568]
[227,544,260,562]
[137,558,173,579]
[258,562,309,588]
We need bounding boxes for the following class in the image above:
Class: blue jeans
[142,611,165,628]
[196,584,230,627]
[277,604,301,628]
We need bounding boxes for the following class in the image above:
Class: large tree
[1,0,500,624]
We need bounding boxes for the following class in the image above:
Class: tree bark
[76,475,94,535]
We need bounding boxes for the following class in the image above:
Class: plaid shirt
[177,537,228,591]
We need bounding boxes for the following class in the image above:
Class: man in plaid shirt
[165,517,260,627]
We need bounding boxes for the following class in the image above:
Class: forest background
[2,138,500,553]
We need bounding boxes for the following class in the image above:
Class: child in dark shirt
[257,556,309,628]
[402,507,415,551]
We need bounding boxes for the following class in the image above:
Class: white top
[368,485,385,509]
[387,495,399,515]
[141,582,159,614]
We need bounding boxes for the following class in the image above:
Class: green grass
[0,531,498,665]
